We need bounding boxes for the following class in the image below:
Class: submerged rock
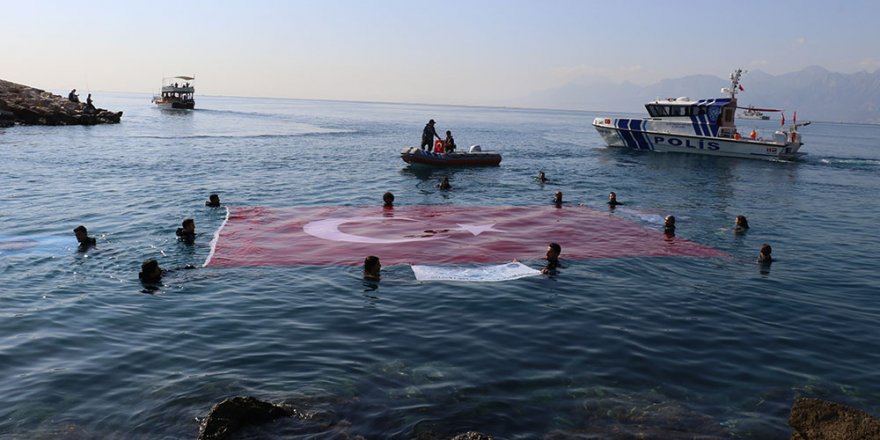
[788,397,880,440]
[0,79,122,125]
[197,396,296,440]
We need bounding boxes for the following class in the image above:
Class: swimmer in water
[663,215,676,236]
[139,259,163,284]
[383,192,394,208]
[363,255,381,281]
[553,191,563,206]
[73,225,96,250]
[735,215,750,232]
[438,176,451,190]
[542,242,561,275]
[758,243,772,263]
[536,171,547,183]
[205,194,221,207]
[608,192,623,208]
[176,218,196,243]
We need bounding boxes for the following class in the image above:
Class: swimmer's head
[73,225,89,243]
[547,242,561,261]
[139,259,162,284]
[383,192,394,207]
[364,255,381,280]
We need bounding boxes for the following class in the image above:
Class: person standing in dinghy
[421,119,441,151]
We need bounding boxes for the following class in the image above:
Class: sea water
[1,93,879,439]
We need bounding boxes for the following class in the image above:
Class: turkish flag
[205,205,726,267]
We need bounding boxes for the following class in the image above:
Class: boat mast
[728,69,744,101]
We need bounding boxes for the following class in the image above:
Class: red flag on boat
[793,111,797,125]
[781,111,785,126]
[205,205,726,268]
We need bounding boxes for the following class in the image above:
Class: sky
[2,0,879,107]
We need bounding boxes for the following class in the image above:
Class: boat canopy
[172,76,195,81]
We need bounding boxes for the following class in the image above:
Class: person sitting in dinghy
[444,130,457,153]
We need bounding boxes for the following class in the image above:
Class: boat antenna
[728,69,746,99]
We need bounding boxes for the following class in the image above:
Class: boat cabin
[645,97,739,137]
[160,76,194,102]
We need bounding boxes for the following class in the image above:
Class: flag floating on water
[205,205,726,267]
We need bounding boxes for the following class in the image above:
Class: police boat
[592,69,806,161]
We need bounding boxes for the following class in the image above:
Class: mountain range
[518,66,880,124]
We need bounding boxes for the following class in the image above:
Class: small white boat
[593,69,805,161]
[152,76,195,109]
[740,106,770,120]
[400,146,502,167]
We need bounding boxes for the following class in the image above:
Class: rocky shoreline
[0,79,122,126]
[193,396,880,440]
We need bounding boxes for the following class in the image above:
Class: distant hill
[518,66,880,124]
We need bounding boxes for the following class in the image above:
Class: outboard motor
[468,145,481,153]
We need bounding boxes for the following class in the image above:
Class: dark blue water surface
[2,93,879,439]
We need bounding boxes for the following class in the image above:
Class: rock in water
[0,79,122,125]
[789,397,880,440]
[197,396,295,440]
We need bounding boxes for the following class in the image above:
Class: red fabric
[206,205,727,267]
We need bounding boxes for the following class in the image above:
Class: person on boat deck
[383,191,395,208]
[205,194,221,207]
[139,259,164,284]
[444,130,457,153]
[608,191,623,208]
[68,89,79,103]
[176,218,196,243]
[735,215,750,232]
[73,225,96,250]
[663,215,676,236]
[749,129,757,140]
[363,255,381,281]
[758,243,773,263]
[421,119,441,151]
[542,242,561,275]
[438,176,451,190]
[553,191,563,206]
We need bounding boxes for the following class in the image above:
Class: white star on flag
[454,223,503,236]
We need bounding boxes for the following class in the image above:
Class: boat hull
[153,100,195,110]
[593,119,804,161]
[400,147,502,167]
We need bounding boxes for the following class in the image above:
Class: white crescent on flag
[303,217,444,244]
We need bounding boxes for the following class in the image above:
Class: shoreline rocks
[0,79,122,125]
[197,396,296,440]
[789,397,880,440]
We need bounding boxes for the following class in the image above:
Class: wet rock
[0,79,122,126]
[197,396,296,440]
[788,397,880,440]
[0,109,13,127]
